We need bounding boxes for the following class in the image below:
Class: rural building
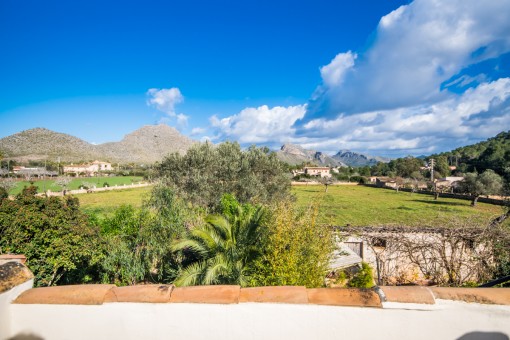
[334,226,497,286]
[435,176,464,192]
[63,160,112,176]
[11,166,57,178]
[304,167,331,178]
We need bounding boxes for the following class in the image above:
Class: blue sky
[1,0,509,157]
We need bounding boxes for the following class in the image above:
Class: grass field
[293,185,506,227]
[76,184,507,227]
[78,186,152,217]
[8,176,144,195]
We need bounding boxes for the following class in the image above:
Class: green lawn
[75,183,506,227]
[78,186,152,217]
[8,176,144,195]
[292,185,506,227]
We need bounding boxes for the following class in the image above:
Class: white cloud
[190,127,207,136]
[299,78,510,156]
[319,51,356,88]
[147,87,188,127]
[210,105,306,144]
[302,0,510,123]
[207,1,510,157]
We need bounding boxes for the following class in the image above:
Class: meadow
[8,176,144,195]
[293,185,505,227]
[76,184,506,227]
[78,186,152,217]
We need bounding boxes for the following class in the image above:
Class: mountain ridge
[0,125,195,164]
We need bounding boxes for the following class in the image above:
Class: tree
[319,176,334,192]
[0,178,17,194]
[389,156,423,178]
[0,186,102,286]
[55,177,72,193]
[172,195,266,286]
[155,142,291,209]
[99,185,193,285]
[457,170,503,206]
[434,155,451,178]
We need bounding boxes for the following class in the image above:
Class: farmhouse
[63,160,112,176]
[304,167,331,178]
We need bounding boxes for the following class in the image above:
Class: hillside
[0,124,196,164]
[430,131,510,180]
[276,144,345,166]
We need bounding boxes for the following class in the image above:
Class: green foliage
[172,195,266,286]
[249,199,335,288]
[434,155,451,178]
[98,185,192,285]
[348,262,374,288]
[155,142,291,209]
[432,130,510,182]
[457,170,503,205]
[0,186,102,286]
[0,187,7,200]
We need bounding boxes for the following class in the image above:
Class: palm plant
[172,199,265,286]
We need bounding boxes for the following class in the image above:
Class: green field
[78,186,152,217]
[8,176,144,195]
[293,185,506,227]
[76,184,507,227]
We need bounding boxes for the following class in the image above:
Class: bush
[249,199,335,288]
[348,262,375,288]
[0,186,102,286]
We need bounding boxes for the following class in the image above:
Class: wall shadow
[457,331,509,340]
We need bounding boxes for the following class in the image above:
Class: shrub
[348,262,375,288]
[249,199,335,288]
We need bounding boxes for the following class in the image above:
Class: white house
[63,160,112,176]
[304,167,331,178]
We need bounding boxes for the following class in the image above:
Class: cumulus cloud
[210,105,306,145]
[299,78,510,156]
[208,0,510,157]
[147,87,188,126]
[301,0,510,123]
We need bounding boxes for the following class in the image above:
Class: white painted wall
[0,279,33,340]
[7,300,510,340]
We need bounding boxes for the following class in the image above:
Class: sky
[1,0,509,157]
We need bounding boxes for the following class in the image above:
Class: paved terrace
[1,261,509,340]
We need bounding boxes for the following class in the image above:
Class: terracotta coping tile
[240,286,308,304]
[13,284,115,305]
[379,286,435,305]
[307,288,381,308]
[104,284,174,303]
[170,285,240,304]
[0,262,33,293]
[430,287,510,305]
[0,254,27,264]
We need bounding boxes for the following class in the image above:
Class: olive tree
[155,141,291,209]
[457,170,503,206]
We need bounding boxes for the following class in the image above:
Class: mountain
[0,125,196,164]
[332,150,391,167]
[276,144,346,166]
